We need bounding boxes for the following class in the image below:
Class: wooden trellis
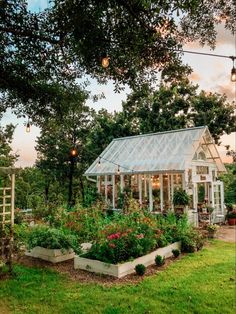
[0,167,16,274]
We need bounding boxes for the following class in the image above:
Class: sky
[1,1,236,167]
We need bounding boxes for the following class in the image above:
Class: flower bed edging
[25,246,75,263]
[74,241,181,278]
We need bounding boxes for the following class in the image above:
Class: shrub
[27,225,81,254]
[181,228,205,253]
[173,189,190,206]
[226,210,236,219]
[172,249,180,258]
[135,264,146,276]
[155,255,165,266]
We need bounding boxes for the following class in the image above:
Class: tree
[1,0,235,118]
[0,124,18,167]
[122,78,236,142]
[35,87,93,207]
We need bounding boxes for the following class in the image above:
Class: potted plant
[226,210,236,226]
[173,189,190,213]
[207,224,218,238]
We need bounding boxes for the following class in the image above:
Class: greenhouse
[85,126,226,225]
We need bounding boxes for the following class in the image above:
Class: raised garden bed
[26,246,75,263]
[74,241,181,278]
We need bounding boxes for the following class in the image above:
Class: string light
[70,147,78,157]
[101,53,110,68]
[231,66,236,82]
[26,122,30,133]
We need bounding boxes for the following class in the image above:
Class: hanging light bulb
[26,122,30,133]
[231,66,236,82]
[101,53,110,68]
[97,157,101,167]
[117,165,120,175]
[70,147,78,157]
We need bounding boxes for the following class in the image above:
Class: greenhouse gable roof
[85,126,226,175]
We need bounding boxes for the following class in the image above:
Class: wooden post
[9,173,15,274]
[170,174,174,211]
[144,175,147,197]
[148,175,153,211]
[120,175,124,193]
[112,175,115,208]
[97,176,101,193]
[105,175,108,202]
[160,174,163,211]
[138,175,142,205]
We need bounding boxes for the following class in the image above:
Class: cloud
[215,83,235,101]
[215,24,235,47]
[189,72,201,82]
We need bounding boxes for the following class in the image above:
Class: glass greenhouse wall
[85,126,226,225]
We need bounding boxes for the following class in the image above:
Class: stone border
[74,241,181,278]
[25,246,75,263]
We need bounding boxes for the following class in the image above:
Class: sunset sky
[1,1,236,167]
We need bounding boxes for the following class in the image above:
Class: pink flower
[107,232,121,240]
[109,243,116,248]
[136,233,144,239]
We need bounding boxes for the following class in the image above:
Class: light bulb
[231,66,236,82]
[70,147,78,157]
[101,56,110,68]
[26,122,30,133]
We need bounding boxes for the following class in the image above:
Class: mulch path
[16,254,184,286]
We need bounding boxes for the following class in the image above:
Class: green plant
[172,249,180,258]
[206,206,214,214]
[155,255,165,266]
[226,210,236,219]
[207,224,218,232]
[135,264,146,276]
[27,226,81,254]
[173,189,190,207]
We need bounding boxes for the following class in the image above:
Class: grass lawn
[0,240,235,314]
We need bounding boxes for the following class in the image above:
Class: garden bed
[26,246,75,263]
[74,241,181,278]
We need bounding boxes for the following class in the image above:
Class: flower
[107,232,121,240]
[136,233,144,239]
[109,243,116,248]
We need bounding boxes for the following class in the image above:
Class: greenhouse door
[212,181,224,223]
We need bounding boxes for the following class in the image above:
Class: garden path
[216,225,236,243]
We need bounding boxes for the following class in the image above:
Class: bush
[27,225,81,254]
[135,264,146,276]
[173,189,190,206]
[181,228,205,253]
[155,255,165,266]
[172,249,180,258]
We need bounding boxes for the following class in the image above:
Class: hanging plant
[173,189,190,207]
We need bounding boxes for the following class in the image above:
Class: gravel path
[216,225,236,243]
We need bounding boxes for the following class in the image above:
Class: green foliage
[155,255,165,266]
[172,249,180,258]
[173,189,190,206]
[27,225,81,254]
[220,164,236,205]
[181,229,205,253]
[135,264,146,276]
[0,124,18,167]
[226,211,236,219]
